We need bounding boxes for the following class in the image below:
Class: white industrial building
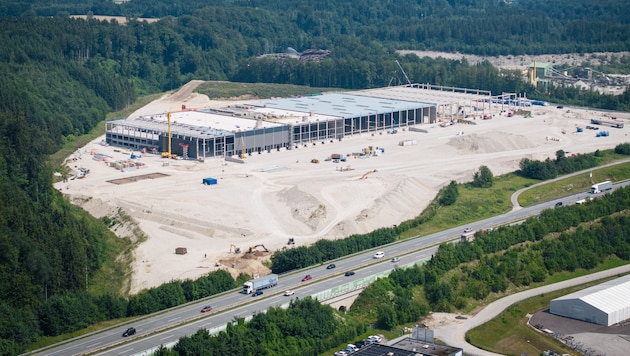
[550,274,630,326]
[105,84,506,161]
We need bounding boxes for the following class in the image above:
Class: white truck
[590,181,613,194]
[242,274,278,294]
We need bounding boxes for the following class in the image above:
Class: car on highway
[122,327,136,337]
[463,227,473,233]
[345,271,355,276]
[391,257,400,263]
[373,251,385,259]
[327,263,336,269]
[284,290,295,296]
[301,274,312,281]
[200,305,213,313]
[252,290,263,297]
[555,201,563,207]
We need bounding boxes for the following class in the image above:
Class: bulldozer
[230,244,241,254]
[248,244,269,253]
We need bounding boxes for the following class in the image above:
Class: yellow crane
[161,112,177,159]
[239,135,247,159]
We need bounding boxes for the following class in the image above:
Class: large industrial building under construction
[106,84,510,161]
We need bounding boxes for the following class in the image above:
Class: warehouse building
[105,84,495,161]
[550,274,630,326]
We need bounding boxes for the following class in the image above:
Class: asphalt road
[28,181,629,356]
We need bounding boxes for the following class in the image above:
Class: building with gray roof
[105,84,500,161]
[550,274,630,326]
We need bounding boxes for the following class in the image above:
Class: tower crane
[161,112,176,159]
[239,135,247,159]
[395,60,412,85]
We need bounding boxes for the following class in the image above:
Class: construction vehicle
[361,169,378,180]
[161,112,178,159]
[248,244,269,253]
[311,158,320,164]
[230,244,241,254]
[242,273,278,294]
[287,238,295,245]
[239,135,247,159]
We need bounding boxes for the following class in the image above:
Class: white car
[373,251,385,259]
[283,290,295,296]
[368,335,382,343]
[334,351,348,356]
[463,227,473,233]
[391,257,400,263]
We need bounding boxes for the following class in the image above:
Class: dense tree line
[153,297,365,356]
[518,147,618,180]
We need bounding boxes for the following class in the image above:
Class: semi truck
[242,274,279,294]
[590,181,613,194]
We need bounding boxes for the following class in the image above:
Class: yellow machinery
[161,112,177,159]
[239,135,247,159]
[230,244,241,254]
[248,244,269,253]
[361,169,378,180]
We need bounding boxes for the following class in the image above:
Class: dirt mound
[447,132,536,153]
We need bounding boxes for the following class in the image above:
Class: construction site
[58,79,630,294]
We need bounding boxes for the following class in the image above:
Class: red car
[301,274,312,282]
[200,305,213,313]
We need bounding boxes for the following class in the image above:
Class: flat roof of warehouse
[353,85,492,106]
[247,91,433,118]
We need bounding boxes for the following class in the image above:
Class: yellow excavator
[361,169,378,180]
[230,244,241,254]
[248,244,269,253]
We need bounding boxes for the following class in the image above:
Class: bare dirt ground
[56,77,630,295]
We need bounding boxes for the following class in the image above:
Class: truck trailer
[243,274,279,294]
[590,181,613,194]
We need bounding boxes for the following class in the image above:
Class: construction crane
[239,135,247,159]
[161,112,178,159]
[395,60,412,85]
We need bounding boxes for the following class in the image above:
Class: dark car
[301,274,312,281]
[345,271,355,276]
[122,327,136,337]
[555,201,563,207]
[252,290,263,297]
[327,264,336,269]
[200,305,213,313]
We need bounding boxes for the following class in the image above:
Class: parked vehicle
[122,327,136,337]
[327,263,336,269]
[368,335,382,343]
[301,274,312,281]
[200,305,213,313]
[242,274,278,294]
[590,181,613,194]
[346,344,359,353]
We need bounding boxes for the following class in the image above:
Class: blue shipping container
[202,177,218,185]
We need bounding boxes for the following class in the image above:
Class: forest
[1,0,630,354]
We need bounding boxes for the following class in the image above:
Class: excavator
[248,244,269,253]
[361,169,378,180]
[230,244,241,254]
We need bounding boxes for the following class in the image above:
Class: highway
[29,183,627,356]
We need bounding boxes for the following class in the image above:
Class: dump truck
[242,274,278,294]
[590,181,613,194]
